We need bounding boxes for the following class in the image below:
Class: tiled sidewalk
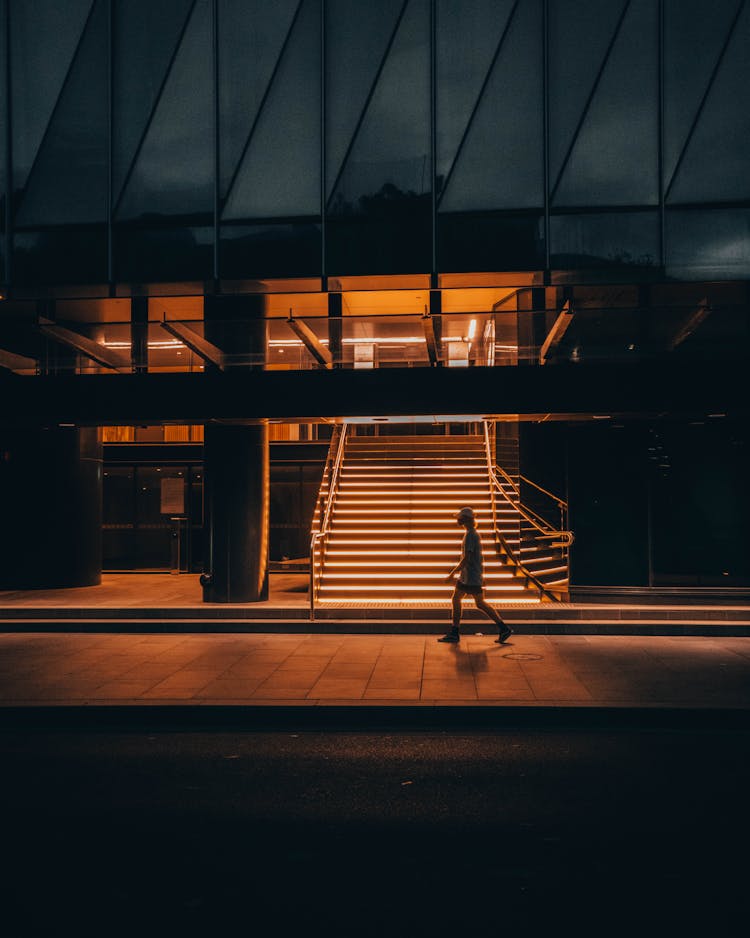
[1,631,749,708]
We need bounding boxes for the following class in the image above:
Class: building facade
[0,0,748,601]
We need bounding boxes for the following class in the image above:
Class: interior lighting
[467,319,477,340]
[103,340,185,350]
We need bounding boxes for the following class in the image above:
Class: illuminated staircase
[312,431,557,607]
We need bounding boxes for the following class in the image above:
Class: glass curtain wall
[2,0,749,287]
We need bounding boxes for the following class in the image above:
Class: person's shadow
[443,636,512,675]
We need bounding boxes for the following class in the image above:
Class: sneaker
[438,631,460,643]
[495,624,513,644]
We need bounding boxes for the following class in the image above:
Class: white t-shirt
[459,527,483,586]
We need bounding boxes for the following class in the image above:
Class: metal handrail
[491,462,574,546]
[518,474,567,509]
[492,460,567,517]
[482,423,566,602]
[309,422,348,620]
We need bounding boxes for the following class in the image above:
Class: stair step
[312,429,568,605]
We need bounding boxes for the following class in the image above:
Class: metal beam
[667,298,710,351]
[287,316,333,369]
[539,301,574,364]
[160,320,226,370]
[422,313,439,366]
[38,320,130,371]
[0,347,37,373]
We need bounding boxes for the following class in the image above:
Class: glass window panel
[220,222,321,279]
[147,324,203,373]
[325,0,404,199]
[221,0,321,220]
[219,0,300,199]
[103,467,135,524]
[438,211,543,272]
[651,421,750,586]
[662,0,738,189]
[548,0,624,188]
[667,3,750,204]
[13,228,108,285]
[553,0,658,207]
[439,0,543,212]
[10,0,91,191]
[113,0,194,202]
[115,225,213,282]
[116,0,213,221]
[15,0,107,227]
[327,0,430,275]
[550,211,660,272]
[665,208,750,280]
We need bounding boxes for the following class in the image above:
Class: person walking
[438,506,513,644]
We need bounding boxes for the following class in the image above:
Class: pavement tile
[321,663,376,679]
[362,687,421,699]
[254,672,320,691]
[141,671,218,695]
[307,679,368,699]
[276,656,332,671]
[87,681,161,699]
[249,686,312,699]
[420,680,477,699]
[194,678,265,699]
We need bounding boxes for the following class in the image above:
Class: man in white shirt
[438,506,513,644]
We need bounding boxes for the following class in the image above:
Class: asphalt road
[1,725,748,936]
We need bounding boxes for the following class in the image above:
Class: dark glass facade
[1,0,748,287]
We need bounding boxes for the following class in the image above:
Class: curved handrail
[493,461,568,517]
[482,423,570,601]
[309,422,348,620]
[490,454,574,546]
[518,474,567,509]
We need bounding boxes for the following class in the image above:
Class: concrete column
[201,423,269,603]
[0,427,102,588]
[201,294,269,602]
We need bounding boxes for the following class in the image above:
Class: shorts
[454,582,483,596]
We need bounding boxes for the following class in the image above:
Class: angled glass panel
[116,0,213,222]
[218,0,299,200]
[439,0,542,212]
[328,0,429,215]
[113,0,193,202]
[15,0,107,227]
[663,0,738,189]
[436,0,515,186]
[553,0,658,207]
[327,0,430,275]
[325,0,403,199]
[667,3,750,204]
[548,0,624,188]
[222,0,320,220]
[10,0,91,191]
